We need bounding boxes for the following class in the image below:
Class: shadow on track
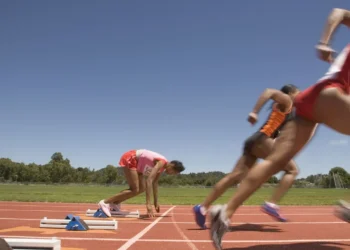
[224,242,349,250]
[188,223,282,233]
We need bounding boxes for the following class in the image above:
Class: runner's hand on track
[316,43,336,63]
[247,112,258,125]
[154,203,160,213]
[147,205,154,218]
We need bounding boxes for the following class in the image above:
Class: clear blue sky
[1,0,349,178]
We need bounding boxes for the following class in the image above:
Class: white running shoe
[209,204,230,250]
[98,200,112,217]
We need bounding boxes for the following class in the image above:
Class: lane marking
[117,206,176,250]
[0,208,336,216]
[0,217,345,224]
[0,202,337,207]
[171,209,198,250]
[2,235,350,244]
[150,213,337,216]
[0,204,166,209]
[0,203,337,209]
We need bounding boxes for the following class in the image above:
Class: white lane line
[157,213,336,216]
[0,203,336,209]
[171,209,198,250]
[0,217,345,224]
[117,206,176,250]
[0,203,337,211]
[2,235,350,244]
[0,209,336,215]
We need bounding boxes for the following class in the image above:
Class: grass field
[1,183,349,205]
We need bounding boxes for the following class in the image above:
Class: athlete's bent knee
[228,169,247,184]
[130,187,140,195]
[285,162,299,177]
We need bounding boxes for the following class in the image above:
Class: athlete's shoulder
[273,102,292,114]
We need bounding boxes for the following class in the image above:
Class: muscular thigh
[138,173,145,191]
[314,87,350,135]
[266,119,318,166]
[123,167,139,191]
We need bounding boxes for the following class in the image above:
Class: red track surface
[0,202,349,250]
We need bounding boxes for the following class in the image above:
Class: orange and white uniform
[259,103,293,139]
[243,103,292,154]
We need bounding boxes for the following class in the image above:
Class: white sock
[200,206,207,215]
[220,204,231,226]
[266,201,279,209]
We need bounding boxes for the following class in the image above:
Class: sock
[200,206,207,215]
[266,201,279,209]
[220,204,231,226]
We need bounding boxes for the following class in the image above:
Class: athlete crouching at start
[98,149,185,218]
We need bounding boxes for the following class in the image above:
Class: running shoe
[98,200,112,217]
[110,203,121,212]
[209,205,229,250]
[193,204,207,229]
[261,202,287,222]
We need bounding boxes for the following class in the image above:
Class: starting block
[86,208,140,218]
[40,215,117,230]
[3,237,61,250]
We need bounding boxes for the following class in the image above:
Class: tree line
[0,152,348,188]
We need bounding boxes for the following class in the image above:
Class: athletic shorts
[243,131,268,155]
[294,44,350,122]
[119,150,138,170]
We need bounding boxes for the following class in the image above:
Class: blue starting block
[65,216,90,231]
[40,214,117,230]
[65,214,75,220]
[92,208,109,218]
[86,208,140,218]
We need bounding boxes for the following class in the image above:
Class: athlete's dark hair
[170,160,185,173]
[280,84,298,95]
[269,84,299,110]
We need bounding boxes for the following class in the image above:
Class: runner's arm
[153,173,161,205]
[320,8,350,45]
[251,88,292,114]
[145,161,164,207]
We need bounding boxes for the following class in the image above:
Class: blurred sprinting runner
[193,84,300,229]
[209,8,350,250]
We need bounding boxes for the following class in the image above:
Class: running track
[0,202,349,250]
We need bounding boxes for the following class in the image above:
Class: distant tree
[329,167,349,187]
[268,176,279,184]
[50,152,64,162]
[0,153,348,188]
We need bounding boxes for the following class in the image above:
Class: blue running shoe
[193,204,207,229]
[261,202,287,222]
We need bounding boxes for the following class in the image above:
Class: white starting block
[40,216,118,230]
[86,208,140,218]
[3,237,61,250]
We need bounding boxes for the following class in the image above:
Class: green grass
[0,183,348,205]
